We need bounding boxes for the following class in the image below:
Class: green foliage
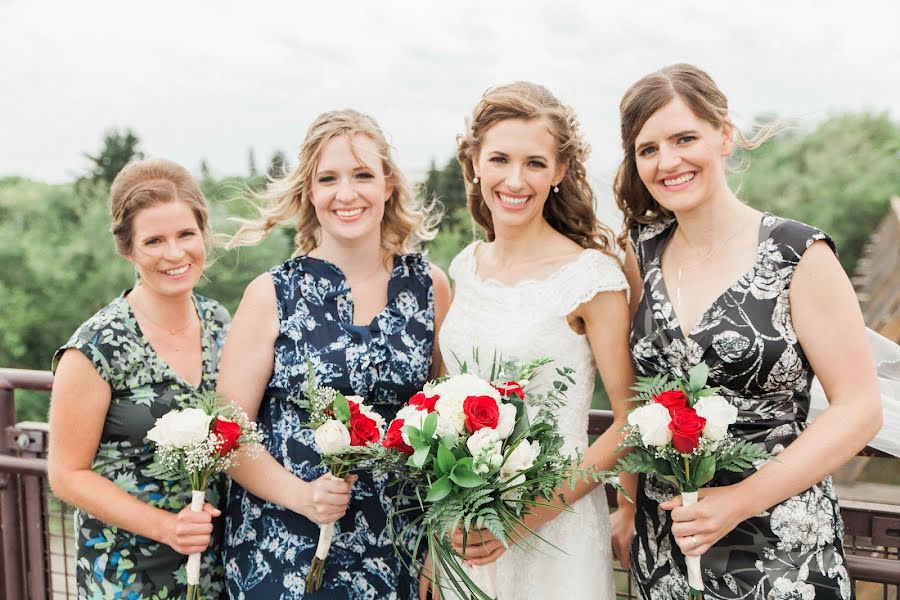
[421,156,475,271]
[82,128,144,185]
[732,112,900,273]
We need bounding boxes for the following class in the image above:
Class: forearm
[616,470,639,512]
[227,446,308,514]
[51,469,172,544]
[735,398,881,519]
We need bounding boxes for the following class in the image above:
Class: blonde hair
[109,158,211,256]
[456,82,619,260]
[228,109,436,257]
[614,63,780,246]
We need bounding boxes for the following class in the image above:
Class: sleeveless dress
[52,292,230,599]
[439,241,628,599]
[629,214,853,600]
[224,253,435,599]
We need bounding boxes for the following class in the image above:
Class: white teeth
[335,208,365,217]
[663,173,695,186]
[498,193,528,206]
[164,265,189,276]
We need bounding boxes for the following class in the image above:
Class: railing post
[0,380,25,600]
[18,424,49,599]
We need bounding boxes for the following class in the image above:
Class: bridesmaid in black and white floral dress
[611,64,882,600]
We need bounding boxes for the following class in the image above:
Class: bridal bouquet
[377,358,606,600]
[146,390,263,600]
[616,363,772,600]
[293,376,385,593]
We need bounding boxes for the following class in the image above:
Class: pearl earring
[473,176,479,184]
[553,183,560,193]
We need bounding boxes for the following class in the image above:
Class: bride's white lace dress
[439,241,627,600]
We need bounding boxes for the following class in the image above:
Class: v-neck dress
[52,291,230,599]
[629,214,853,600]
[223,254,435,599]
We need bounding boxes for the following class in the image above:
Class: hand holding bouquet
[295,377,385,593]
[378,358,607,600]
[146,390,263,600]
[616,363,773,599]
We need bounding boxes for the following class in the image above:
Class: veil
[808,328,900,457]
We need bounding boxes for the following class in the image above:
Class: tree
[82,128,144,185]
[267,150,289,179]
[248,148,258,177]
[731,112,900,274]
[421,155,473,270]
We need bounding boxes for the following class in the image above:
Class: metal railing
[2,368,899,599]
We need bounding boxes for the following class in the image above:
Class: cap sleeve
[52,331,113,385]
[555,250,629,316]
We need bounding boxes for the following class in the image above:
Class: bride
[434,81,638,599]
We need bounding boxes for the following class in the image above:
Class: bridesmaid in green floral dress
[48,159,230,598]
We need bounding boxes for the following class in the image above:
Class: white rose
[466,428,504,474]
[314,419,351,455]
[627,403,672,447]
[397,405,428,445]
[501,473,526,502]
[431,373,500,404]
[694,395,738,441]
[501,439,540,480]
[495,402,517,439]
[147,408,212,448]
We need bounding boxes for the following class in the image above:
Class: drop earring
[473,176,479,184]
[553,182,560,193]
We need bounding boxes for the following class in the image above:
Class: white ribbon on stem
[314,473,343,561]
[681,491,704,592]
[186,489,205,585]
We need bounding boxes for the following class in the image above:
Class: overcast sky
[2,0,898,219]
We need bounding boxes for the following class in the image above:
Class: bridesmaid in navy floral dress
[219,110,451,599]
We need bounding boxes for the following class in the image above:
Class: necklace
[672,219,746,310]
[129,297,195,336]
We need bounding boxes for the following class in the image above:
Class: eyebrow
[635,129,700,153]
[488,150,550,161]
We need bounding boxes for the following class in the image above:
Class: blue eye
[528,160,547,168]
[678,135,696,144]
[318,175,336,184]
[355,172,374,179]
[638,146,656,157]
[488,156,507,164]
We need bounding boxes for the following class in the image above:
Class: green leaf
[426,475,452,502]
[436,443,457,477]
[411,445,431,468]
[449,458,485,488]
[508,397,529,440]
[689,363,709,393]
[694,454,717,487]
[422,411,438,440]
[333,392,351,422]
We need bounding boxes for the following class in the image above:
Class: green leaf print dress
[52,292,230,599]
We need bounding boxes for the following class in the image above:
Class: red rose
[409,392,439,413]
[349,412,381,446]
[212,417,241,456]
[382,419,414,455]
[654,389,689,417]
[492,381,525,400]
[669,407,706,454]
[463,395,500,433]
[347,399,361,416]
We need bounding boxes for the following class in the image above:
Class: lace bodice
[438,241,628,599]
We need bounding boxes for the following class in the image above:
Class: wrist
[151,508,176,547]
[288,478,312,517]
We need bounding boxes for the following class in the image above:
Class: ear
[720,124,735,158]
[472,151,481,180]
[554,161,569,186]
[384,182,394,203]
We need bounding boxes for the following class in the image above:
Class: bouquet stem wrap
[306,473,342,592]
[681,491,704,595]
[186,489,205,586]
[462,561,496,599]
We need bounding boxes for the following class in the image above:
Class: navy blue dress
[224,253,435,599]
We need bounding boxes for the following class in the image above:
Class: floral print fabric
[52,292,230,599]
[629,214,853,600]
[223,254,434,599]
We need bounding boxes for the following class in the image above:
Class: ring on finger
[690,535,698,549]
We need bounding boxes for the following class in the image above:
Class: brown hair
[109,158,211,256]
[614,63,779,246]
[227,109,436,257]
[457,81,618,259]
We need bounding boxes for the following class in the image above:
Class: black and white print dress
[629,214,854,600]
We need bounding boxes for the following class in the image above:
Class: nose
[335,179,357,202]
[657,145,680,172]
[505,165,525,191]
[163,239,185,261]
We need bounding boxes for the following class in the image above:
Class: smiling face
[310,133,392,249]
[633,95,734,214]
[128,200,206,298]
[473,117,567,232]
